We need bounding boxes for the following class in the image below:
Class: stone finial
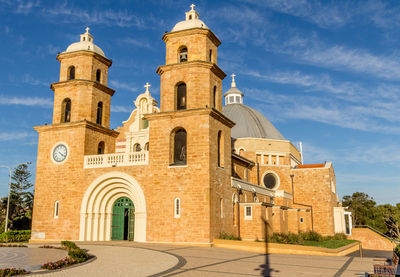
[231,73,236,88]
[144,82,151,93]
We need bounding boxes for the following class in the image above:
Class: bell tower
[156,4,226,112]
[52,27,114,128]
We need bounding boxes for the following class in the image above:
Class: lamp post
[0,162,31,233]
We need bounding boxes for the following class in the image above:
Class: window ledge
[217,166,225,170]
[168,164,188,168]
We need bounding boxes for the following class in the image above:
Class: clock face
[52,144,68,163]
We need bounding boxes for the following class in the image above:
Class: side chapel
[31,5,352,243]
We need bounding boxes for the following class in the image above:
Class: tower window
[177,83,187,110]
[217,131,224,167]
[54,201,59,218]
[134,143,141,152]
[213,86,217,108]
[96,102,103,125]
[96,69,101,82]
[144,142,149,151]
[209,49,212,62]
[172,128,187,165]
[68,66,75,80]
[97,141,105,154]
[61,98,71,123]
[179,47,188,62]
[174,198,181,218]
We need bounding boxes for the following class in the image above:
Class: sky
[0,0,399,204]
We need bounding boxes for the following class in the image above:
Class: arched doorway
[79,172,146,242]
[111,197,135,241]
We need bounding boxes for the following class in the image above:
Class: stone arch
[79,172,146,242]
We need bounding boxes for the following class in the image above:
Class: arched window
[97,141,105,154]
[172,128,187,165]
[213,86,217,108]
[61,98,71,123]
[96,102,103,125]
[174,198,181,218]
[54,201,59,218]
[209,49,213,62]
[96,69,101,82]
[134,143,141,152]
[177,83,187,110]
[217,131,224,167]
[179,47,187,62]
[68,66,75,80]
[144,142,149,151]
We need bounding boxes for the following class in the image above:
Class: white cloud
[123,37,151,49]
[15,0,39,14]
[0,95,52,108]
[21,73,48,86]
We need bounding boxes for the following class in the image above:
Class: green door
[111,197,135,241]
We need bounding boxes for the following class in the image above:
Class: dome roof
[224,87,243,97]
[222,104,285,140]
[171,4,209,32]
[64,27,106,57]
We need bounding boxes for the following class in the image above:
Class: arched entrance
[111,197,135,241]
[79,172,146,242]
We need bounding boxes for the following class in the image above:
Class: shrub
[61,241,78,250]
[219,232,241,241]
[0,268,29,276]
[332,233,347,241]
[0,230,31,243]
[41,257,76,270]
[301,231,323,242]
[287,233,304,244]
[68,248,89,263]
[39,245,65,250]
[0,244,27,247]
[394,243,400,257]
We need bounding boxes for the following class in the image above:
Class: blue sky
[0,0,399,204]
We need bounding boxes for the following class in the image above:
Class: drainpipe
[257,162,260,186]
[237,186,242,239]
[290,174,314,231]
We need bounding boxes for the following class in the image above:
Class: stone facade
[30,6,349,244]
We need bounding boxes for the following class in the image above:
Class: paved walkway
[0,247,67,271]
[1,242,381,276]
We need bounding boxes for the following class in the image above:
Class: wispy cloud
[109,80,138,92]
[0,95,52,108]
[111,105,132,113]
[21,73,48,86]
[0,131,31,141]
[123,37,151,49]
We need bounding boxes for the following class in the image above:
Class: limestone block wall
[239,203,266,240]
[348,228,396,251]
[290,166,338,235]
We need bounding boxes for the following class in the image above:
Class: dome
[222,73,285,140]
[64,27,106,57]
[222,104,285,140]
[171,4,209,32]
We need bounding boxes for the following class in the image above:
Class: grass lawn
[303,240,358,249]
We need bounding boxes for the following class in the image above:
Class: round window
[263,173,277,189]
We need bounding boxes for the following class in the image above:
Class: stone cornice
[145,107,235,128]
[162,28,221,46]
[156,61,226,79]
[50,79,115,96]
[56,51,112,67]
[34,120,119,137]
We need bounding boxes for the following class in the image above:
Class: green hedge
[61,241,78,250]
[0,231,31,243]
[266,231,349,244]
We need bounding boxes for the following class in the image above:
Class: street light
[0,162,31,233]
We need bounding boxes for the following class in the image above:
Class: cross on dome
[231,73,236,88]
[185,4,199,21]
[144,82,151,93]
[190,4,195,10]
[85,27,90,33]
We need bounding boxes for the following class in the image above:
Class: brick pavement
[1,242,379,276]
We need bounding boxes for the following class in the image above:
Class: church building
[31,5,351,243]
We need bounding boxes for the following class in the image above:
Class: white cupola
[224,74,244,105]
[171,4,209,32]
[64,27,106,57]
